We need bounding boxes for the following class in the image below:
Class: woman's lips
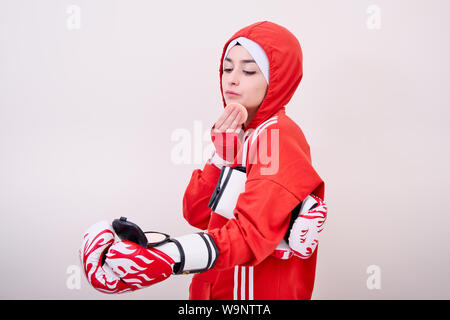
[225,90,240,98]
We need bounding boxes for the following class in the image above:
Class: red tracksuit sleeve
[209,179,300,268]
[182,161,221,230]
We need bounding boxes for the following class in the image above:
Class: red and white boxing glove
[288,194,327,259]
[271,195,328,260]
[79,220,138,293]
[79,220,218,294]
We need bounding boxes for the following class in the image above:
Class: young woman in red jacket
[184,21,327,300]
[79,21,327,300]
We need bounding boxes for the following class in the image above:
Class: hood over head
[219,21,303,131]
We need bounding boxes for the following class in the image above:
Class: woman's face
[221,45,268,127]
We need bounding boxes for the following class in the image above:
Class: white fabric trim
[233,266,239,300]
[248,266,254,300]
[251,119,278,145]
[233,266,254,300]
[240,266,246,299]
[242,116,278,166]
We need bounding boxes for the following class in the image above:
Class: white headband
[223,36,269,84]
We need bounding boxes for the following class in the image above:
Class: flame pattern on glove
[79,221,175,294]
[105,240,174,291]
[79,221,130,293]
[288,195,328,259]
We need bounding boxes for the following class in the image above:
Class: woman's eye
[223,68,256,75]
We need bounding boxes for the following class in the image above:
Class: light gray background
[1,0,449,299]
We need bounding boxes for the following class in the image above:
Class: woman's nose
[227,69,240,86]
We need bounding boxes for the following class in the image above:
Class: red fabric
[183,21,325,300]
[210,124,244,162]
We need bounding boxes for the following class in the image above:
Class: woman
[183,20,326,300]
[79,20,326,300]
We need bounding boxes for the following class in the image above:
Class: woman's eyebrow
[225,57,256,64]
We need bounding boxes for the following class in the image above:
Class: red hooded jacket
[183,21,325,300]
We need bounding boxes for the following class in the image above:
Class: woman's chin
[225,96,242,104]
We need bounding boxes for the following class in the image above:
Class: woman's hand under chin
[210,103,248,164]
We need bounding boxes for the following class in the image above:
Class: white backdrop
[1,0,449,299]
